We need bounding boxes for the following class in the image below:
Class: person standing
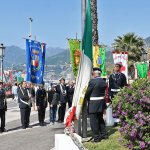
[12,83,18,102]
[48,86,59,125]
[18,81,32,129]
[85,68,108,142]
[36,83,47,126]
[109,62,127,125]
[66,80,74,108]
[29,84,36,111]
[0,81,7,133]
[56,77,67,123]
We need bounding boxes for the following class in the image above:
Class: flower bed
[113,79,150,150]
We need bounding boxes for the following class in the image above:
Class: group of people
[0,62,126,144]
[85,62,127,142]
[0,78,75,132]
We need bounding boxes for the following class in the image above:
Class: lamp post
[0,44,5,83]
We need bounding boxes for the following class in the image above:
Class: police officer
[109,62,127,100]
[36,83,47,126]
[18,81,32,129]
[85,68,108,142]
[109,62,127,125]
[0,81,7,133]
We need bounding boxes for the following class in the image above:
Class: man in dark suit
[0,81,7,133]
[36,83,47,126]
[56,77,67,123]
[66,81,74,108]
[18,81,32,129]
[85,68,108,142]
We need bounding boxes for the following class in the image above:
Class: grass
[84,127,128,150]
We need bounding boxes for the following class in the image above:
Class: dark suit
[85,77,108,141]
[66,85,74,108]
[56,84,67,122]
[18,87,31,128]
[0,88,7,132]
[36,88,47,125]
[109,72,127,100]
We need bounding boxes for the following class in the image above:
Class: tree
[90,0,99,45]
[113,33,145,63]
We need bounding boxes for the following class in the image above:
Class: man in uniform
[18,81,32,129]
[109,62,127,125]
[36,83,47,126]
[0,81,7,133]
[85,68,108,142]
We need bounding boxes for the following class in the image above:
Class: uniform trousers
[38,107,46,124]
[0,109,5,131]
[58,103,66,122]
[20,107,31,128]
[89,112,107,141]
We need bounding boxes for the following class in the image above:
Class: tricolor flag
[65,0,92,127]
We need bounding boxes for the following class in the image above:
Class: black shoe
[93,139,101,143]
[113,122,118,127]
[1,128,8,132]
[22,126,26,129]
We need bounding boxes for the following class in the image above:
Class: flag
[112,52,128,79]
[93,45,100,68]
[26,39,46,84]
[65,0,92,127]
[135,62,149,78]
[68,39,81,77]
[99,47,107,77]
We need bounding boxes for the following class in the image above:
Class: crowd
[0,78,75,132]
[0,62,127,144]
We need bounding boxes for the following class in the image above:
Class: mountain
[3,45,66,67]
[144,37,150,48]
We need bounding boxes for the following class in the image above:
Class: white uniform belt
[90,97,104,100]
[111,89,120,92]
[20,98,29,105]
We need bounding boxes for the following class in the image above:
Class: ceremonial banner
[112,52,128,79]
[65,0,92,127]
[68,39,81,77]
[93,46,107,77]
[99,47,107,77]
[135,62,149,78]
[26,39,46,84]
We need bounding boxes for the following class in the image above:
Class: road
[0,99,64,150]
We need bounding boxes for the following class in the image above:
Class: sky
[0,0,150,49]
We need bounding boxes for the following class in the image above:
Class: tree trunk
[90,0,99,45]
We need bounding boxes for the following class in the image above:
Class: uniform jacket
[0,88,7,110]
[36,88,47,108]
[85,77,107,114]
[109,72,127,93]
[18,87,30,109]
[56,84,67,104]
[48,90,59,106]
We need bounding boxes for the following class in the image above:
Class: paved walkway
[0,99,64,150]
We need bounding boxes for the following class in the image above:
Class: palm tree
[113,33,145,63]
[90,0,99,45]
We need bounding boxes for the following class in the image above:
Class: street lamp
[142,49,147,62]
[0,44,6,83]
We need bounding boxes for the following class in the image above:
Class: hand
[58,104,61,107]
[50,104,53,107]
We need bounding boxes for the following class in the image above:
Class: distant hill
[4,45,66,67]
[144,37,150,48]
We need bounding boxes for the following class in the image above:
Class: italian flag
[65,0,92,127]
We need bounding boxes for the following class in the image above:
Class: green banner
[68,39,81,77]
[99,47,107,77]
[136,62,149,78]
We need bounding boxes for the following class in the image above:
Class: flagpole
[81,0,88,138]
